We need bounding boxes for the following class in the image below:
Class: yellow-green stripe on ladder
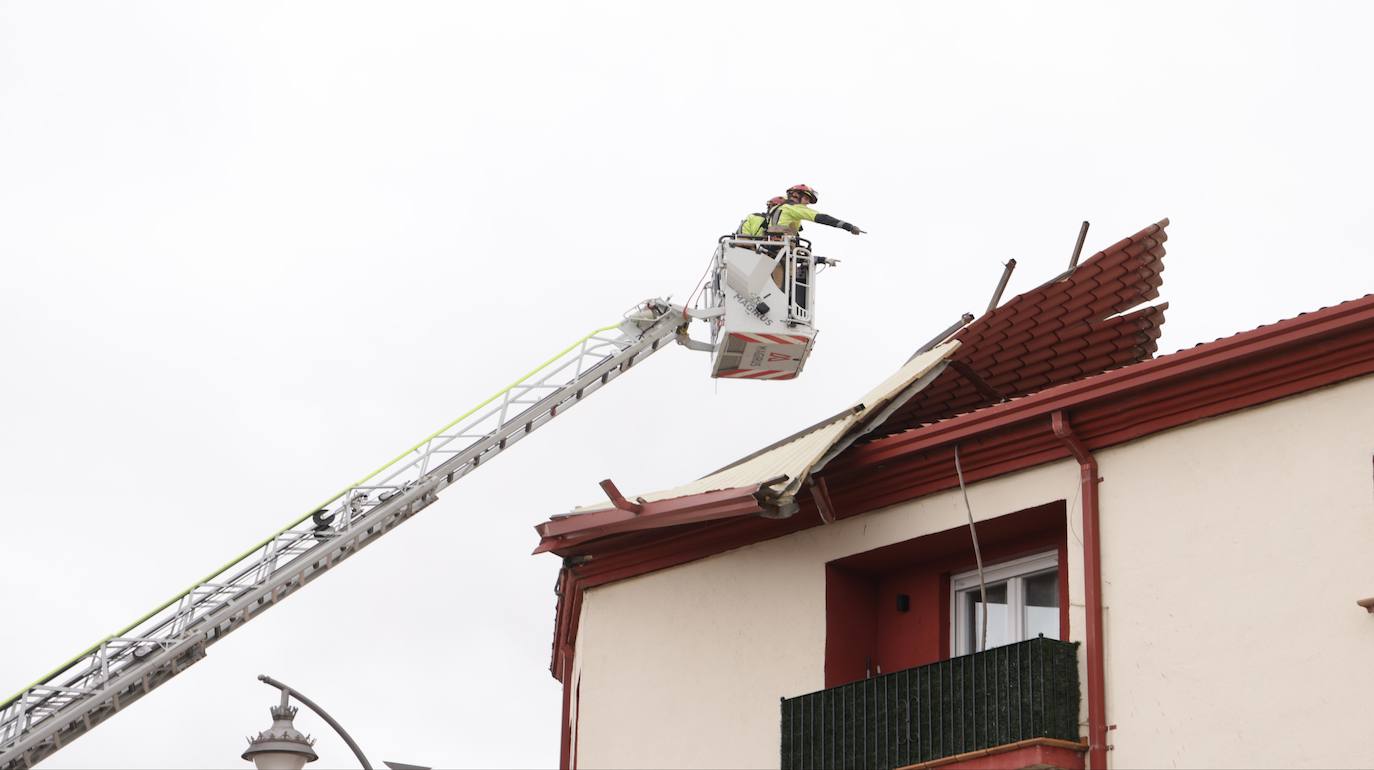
[4,321,622,709]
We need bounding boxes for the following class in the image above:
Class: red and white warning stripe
[715,369,795,380]
[716,332,811,380]
[729,332,812,346]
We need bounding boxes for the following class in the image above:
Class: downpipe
[1051,411,1108,769]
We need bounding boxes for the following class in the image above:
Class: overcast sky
[3,1,1372,767]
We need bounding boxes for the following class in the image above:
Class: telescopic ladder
[0,299,685,769]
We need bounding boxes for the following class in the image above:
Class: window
[951,551,1059,656]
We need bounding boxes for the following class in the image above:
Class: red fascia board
[537,498,764,556]
[841,446,1071,518]
[825,427,1064,512]
[825,327,1374,517]
[843,294,1374,469]
[572,506,817,585]
[536,484,763,539]
[534,485,766,556]
[1076,331,1374,449]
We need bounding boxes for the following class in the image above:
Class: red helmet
[766,196,786,207]
[787,184,818,203]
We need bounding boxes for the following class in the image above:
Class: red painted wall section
[824,564,878,686]
[874,564,947,675]
[825,502,1067,688]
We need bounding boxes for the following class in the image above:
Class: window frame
[949,550,1059,656]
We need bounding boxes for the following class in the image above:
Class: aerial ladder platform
[0,235,833,768]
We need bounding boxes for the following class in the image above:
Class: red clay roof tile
[870,219,1171,437]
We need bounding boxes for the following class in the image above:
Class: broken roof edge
[533,483,769,556]
[842,291,1374,464]
[869,218,1173,438]
[1023,218,1170,295]
[531,339,961,552]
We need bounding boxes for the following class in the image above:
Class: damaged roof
[868,219,1169,438]
[533,219,1172,559]
[533,340,961,557]
[540,220,1374,680]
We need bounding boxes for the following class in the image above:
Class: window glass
[966,581,1009,651]
[1022,570,1059,641]
[951,551,1059,656]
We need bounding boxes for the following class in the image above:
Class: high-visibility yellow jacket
[769,203,861,235]
[769,203,819,233]
[737,213,767,237]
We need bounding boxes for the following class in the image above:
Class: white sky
[2,1,1372,767]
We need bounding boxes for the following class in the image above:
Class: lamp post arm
[259,675,374,770]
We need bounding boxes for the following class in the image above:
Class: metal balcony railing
[780,637,1080,770]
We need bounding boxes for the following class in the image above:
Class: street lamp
[241,689,318,770]
[243,675,429,770]
[245,675,372,770]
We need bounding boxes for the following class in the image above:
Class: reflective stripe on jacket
[768,203,819,233]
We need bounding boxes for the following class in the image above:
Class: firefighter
[768,184,864,236]
[737,196,786,237]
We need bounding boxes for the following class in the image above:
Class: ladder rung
[0,305,685,768]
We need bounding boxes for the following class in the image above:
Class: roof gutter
[534,484,770,555]
[1051,410,1108,770]
[846,291,1374,470]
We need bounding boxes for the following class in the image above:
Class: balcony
[780,637,1081,770]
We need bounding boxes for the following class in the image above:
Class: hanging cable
[682,253,716,320]
[954,443,989,652]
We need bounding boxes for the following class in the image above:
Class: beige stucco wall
[570,374,1374,769]
[1094,375,1374,768]
[572,459,1081,768]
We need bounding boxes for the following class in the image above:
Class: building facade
[535,221,1374,769]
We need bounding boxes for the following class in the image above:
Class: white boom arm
[0,299,686,769]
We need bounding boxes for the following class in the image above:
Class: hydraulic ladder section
[0,299,685,769]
